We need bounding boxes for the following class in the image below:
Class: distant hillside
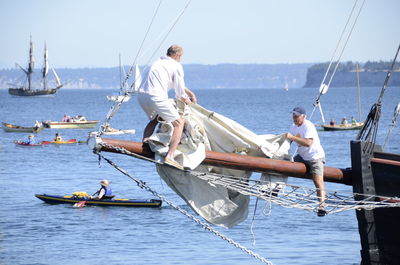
[304,61,400,88]
[0,63,312,89]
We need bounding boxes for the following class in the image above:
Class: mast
[42,42,49,90]
[356,63,362,121]
[27,35,35,91]
[119,53,123,94]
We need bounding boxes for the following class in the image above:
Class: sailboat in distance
[8,36,63,96]
[107,54,141,103]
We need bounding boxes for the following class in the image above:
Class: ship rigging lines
[96,141,400,216]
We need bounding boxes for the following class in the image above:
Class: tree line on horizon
[0,61,398,89]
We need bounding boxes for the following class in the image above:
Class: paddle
[73,200,86,208]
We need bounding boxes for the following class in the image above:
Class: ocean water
[0,87,399,265]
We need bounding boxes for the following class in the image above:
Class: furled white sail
[147,102,290,227]
[52,68,62,87]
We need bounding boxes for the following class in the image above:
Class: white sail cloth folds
[146,101,291,228]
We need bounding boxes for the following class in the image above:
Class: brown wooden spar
[96,138,353,185]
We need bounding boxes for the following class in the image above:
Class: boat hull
[43,121,99,129]
[106,95,131,102]
[42,139,77,144]
[8,88,58,96]
[35,194,162,207]
[14,141,43,147]
[2,122,44,133]
[322,122,364,131]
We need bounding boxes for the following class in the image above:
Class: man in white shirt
[287,106,327,216]
[137,45,197,170]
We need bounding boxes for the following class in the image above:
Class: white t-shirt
[138,56,188,100]
[289,119,325,161]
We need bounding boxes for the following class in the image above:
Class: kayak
[41,139,77,144]
[35,194,162,208]
[14,141,44,147]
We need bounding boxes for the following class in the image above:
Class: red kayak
[14,141,44,147]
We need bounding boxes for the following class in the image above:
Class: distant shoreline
[1,62,398,89]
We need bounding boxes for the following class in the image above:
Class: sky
[0,0,399,68]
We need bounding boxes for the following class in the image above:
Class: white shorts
[137,93,180,123]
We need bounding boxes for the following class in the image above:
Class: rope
[122,0,164,89]
[310,0,366,123]
[250,197,259,246]
[92,140,400,264]
[98,0,193,136]
[357,43,400,152]
[97,141,400,215]
[95,151,274,265]
[383,102,400,149]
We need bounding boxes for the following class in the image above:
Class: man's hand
[287,133,293,141]
[185,88,197,104]
[181,97,192,104]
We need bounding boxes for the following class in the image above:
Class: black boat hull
[35,194,162,207]
[8,88,58,96]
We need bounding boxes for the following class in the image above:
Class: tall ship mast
[8,36,63,96]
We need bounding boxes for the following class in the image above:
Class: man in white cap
[137,45,197,170]
[287,106,326,216]
[91,179,113,200]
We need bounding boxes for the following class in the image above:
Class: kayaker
[54,133,63,142]
[91,179,113,200]
[26,134,35,144]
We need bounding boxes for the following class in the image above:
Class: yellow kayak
[41,139,77,144]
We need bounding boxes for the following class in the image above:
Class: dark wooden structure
[351,141,400,265]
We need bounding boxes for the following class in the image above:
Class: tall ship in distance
[8,36,63,96]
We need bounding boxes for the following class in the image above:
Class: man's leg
[312,175,326,204]
[143,117,158,142]
[313,175,327,216]
[166,117,184,161]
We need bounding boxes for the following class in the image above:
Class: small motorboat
[106,95,131,103]
[2,121,44,133]
[35,193,162,208]
[89,129,136,136]
[41,139,77,145]
[14,140,44,147]
[322,122,364,131]
[42,116,99,129]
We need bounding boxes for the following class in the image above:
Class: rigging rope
[92,135,400,264]
[95,151,274,265]
[357,43,400,153]
[310,0,366,123]
[97,141,400,215]
[121,0,164,90]
[98,0,193,135]
[383,102,400,149]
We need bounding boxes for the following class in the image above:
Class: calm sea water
[0,87,399,265]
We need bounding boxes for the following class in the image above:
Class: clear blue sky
[0,0,399,68]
